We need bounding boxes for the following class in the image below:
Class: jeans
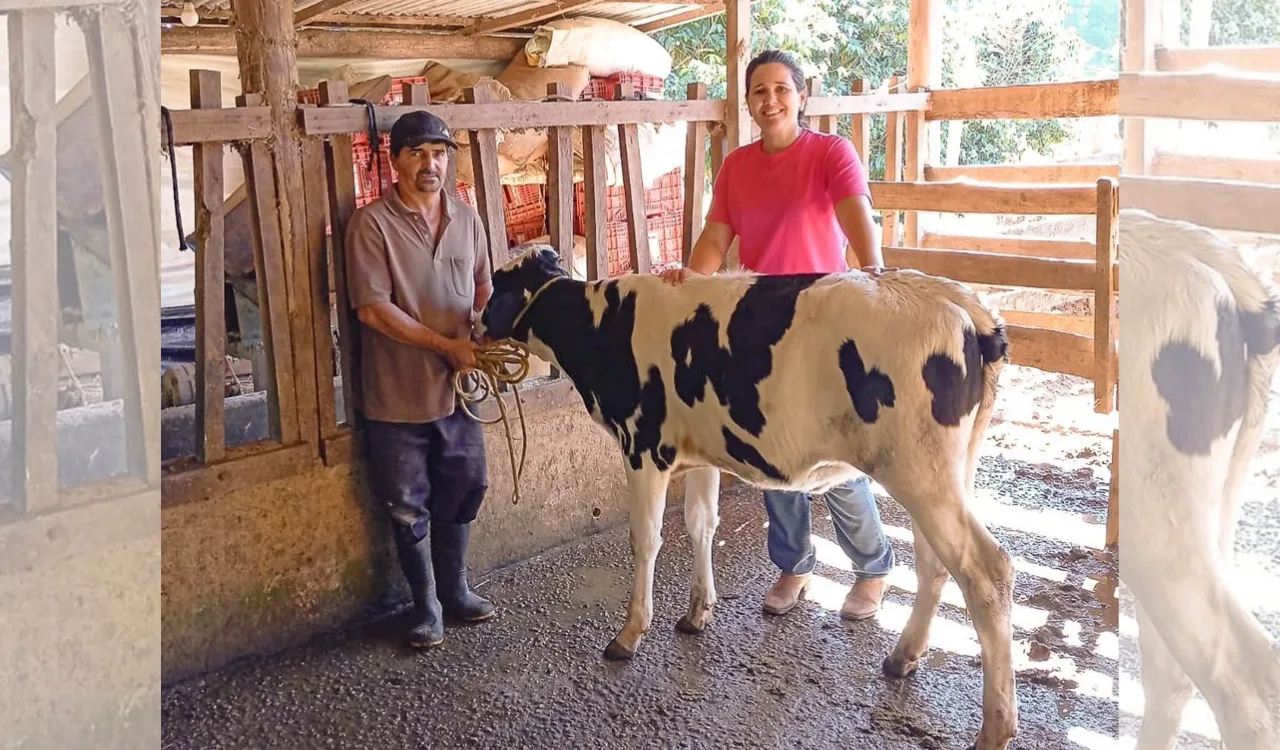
[764,475,894,580]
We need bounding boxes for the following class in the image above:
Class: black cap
[389,110,458,153]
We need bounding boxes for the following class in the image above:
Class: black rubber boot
[391,524,445,649]
[431,523,495,622]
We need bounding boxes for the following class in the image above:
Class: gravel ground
[159,362,1142,749]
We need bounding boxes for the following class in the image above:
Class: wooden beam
[190,70,227,464]
[161,26,524,60]
[294,0,361,26]
[904,0,941,246]
[465,85,508,272]
[9,9,58,512]
[921,232,1095,260]
[319,81,361,429]
[546,83,575,270]
[998,310,1094,336]
[1005,324,1095,380]
[583,125,609,280]
[1155,45,1280,73]
[86,6,162,486]
[616,83,651,274]
[849,78,871,160]
[469,0,604,35]
[683,82,709,264]
[302,133,338,439]
[882,246,1097,291]
[725,0,751,149]
[803,91,930,117]
[870,181,1099,214]
[881,75,903,248]
[1150,151,1280,184]
[293,12,472,29]
[638,3,725,33]
[299,98,725,134]
[163,105,274,146]
[1121,0,1160,175]
[924,162,1119,183]
[1120,175,1280,236]
[1094,178,1118,414]
[926,79,1118,121]
[1119,71,1280,123]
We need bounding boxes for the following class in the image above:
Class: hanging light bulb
[180,1,199,27]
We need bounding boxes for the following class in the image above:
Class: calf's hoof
[882,654,920,679]
[603,638,636,661]
[675,614,707,635]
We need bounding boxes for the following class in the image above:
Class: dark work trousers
[363,407,489,545]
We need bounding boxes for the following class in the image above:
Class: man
[345,110,495,649]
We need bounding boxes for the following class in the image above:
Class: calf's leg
[676,466,720,634]
[883,518,950,677]
[605,466,671,660]
[1133,600,1195,750]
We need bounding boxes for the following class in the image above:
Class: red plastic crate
[573,167,684,235]
[581,72,666,101]
[598,210,683,277]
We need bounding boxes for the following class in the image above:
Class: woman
[661,49,895,620]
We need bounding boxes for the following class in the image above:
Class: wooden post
[302,133,337,440]
[191,70,227,463]
[882,75,903,248]
[1122,0,1162,175]
[464,85,507,270]
[403,82,430,106]
[1107,427,1119,547]
[84,6,162,485]
[9,9,58,510]
[616,82,651,275]
[905,0,940,246]
[1094,178,1118,414]
[582,123,609,280]
[850,78,871,162]
[683,82,709,264]
[319,80,361,430]
[725,0,752,150]
[546,82,575,272]
[231,0,319,451]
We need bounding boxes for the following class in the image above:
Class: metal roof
[160,0,708,34]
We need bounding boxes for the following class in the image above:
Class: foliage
[654,0,1103,180]
[1179,0,1280,45]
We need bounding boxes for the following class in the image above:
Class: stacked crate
[572,167,684,276]
[579,71,667,101]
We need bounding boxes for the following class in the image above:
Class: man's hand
[443,338,479,371]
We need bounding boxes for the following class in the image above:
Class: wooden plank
[294,0,360,26]
[637,3,726,34]
[725,0,751,149]
[926,79,1118,121]
[1155,45,1280,74]
[190,70,227,463]
[546,83,575,273]
[403,82,430,106]
[683,82,709,264]
[871,181,1099,214]
[86,6,161,486]
[1120,175,1280,236]
[468,0,603,35]
[300,98,726,136]
[882,246,1096,290]
[465,85,508,270]
[9,9,58,512]
[998,310,1094,336]
[1107,428,1119,547]
[161,26,524,60]
[1150,151,1280,185]
[1004,324,1095,379]
[804,91,931,117]
[881,75,903,247]
[320,81,361,428]
[616,83,651,274]
[849,78,871,160]
[904,0,940,247]
[161,442,318,507]
[163,106,274,146]
[302,135,338,439]
[583,125,609,280]
[924,162,1120,183]
[710,125,727,182]
[1119,71,1280,123]
[921,232,1095,260]
[1094,178,1118,414]
[239,96,301,446]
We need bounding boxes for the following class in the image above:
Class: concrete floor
[161,466,1120,750]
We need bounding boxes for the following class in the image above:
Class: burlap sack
[495,54,590,101]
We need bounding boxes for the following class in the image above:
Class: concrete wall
[160,395,636,683]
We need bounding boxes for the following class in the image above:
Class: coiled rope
[453,339,533,505]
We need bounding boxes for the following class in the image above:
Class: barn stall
[0,0,1144,747]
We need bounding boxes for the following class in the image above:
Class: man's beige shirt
[345,187,492,423]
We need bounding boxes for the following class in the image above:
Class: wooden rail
[926,79,1118,121]
[1120,70,1280,122]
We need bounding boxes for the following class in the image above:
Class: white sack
[524,17,673,80]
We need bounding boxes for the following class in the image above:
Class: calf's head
[478,244,569,343]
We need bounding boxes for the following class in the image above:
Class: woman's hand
[660,267,697,285]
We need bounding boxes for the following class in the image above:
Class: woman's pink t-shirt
[706,128,872,275]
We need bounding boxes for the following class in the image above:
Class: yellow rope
[452,339,533,505]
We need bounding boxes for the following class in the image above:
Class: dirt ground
[159,359,1140,749]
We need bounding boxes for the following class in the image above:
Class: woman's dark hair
[745,49,809,126]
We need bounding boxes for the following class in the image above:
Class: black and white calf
[479,247,1017,750]
[1119,209,1280,749]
